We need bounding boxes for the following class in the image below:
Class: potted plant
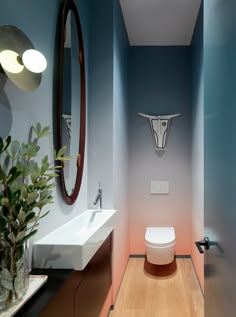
[0,123,68,310]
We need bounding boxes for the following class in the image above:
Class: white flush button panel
[151,181,169,194]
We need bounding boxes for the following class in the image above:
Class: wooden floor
[109,258,203,317]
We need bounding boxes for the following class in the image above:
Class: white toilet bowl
[145,227,176,265]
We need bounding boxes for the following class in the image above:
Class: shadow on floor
[143,258,177,279]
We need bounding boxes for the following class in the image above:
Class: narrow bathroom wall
[88,0,114,208]
[128,47,192,255]
[204,0,236,314]
[191,3,204,291]
[0,0,90,242]
[87,2,114,310]
[88,0,130,307]
[112,0,130,301]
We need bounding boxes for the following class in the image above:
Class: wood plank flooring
[109,258,203,317]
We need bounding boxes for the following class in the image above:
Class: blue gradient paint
[128,47,192,255]
[88,0,114,208]
[204,0,236,315]
[0,0,90,240]
[112,0,130,299]
[191,3,204,290]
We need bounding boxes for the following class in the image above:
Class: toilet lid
[145,227,175,247]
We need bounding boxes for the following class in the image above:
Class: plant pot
[0,241,29,311]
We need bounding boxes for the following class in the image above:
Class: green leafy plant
[0,123,69,307]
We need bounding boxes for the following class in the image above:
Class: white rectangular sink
[33,209,116,270]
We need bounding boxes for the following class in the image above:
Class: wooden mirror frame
[58,0,86,204]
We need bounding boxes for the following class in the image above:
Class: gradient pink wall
[95,2,130,315]
[111,0,130,303]
[99,289,112,317]
[87,1,130,315]
[89,2,203,314]
[128,47,193,256]
[128,152,192,255]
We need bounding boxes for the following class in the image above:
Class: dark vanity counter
[14,269,72,317]
[15,234,112,317]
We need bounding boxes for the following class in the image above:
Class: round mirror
[58,0,86,204]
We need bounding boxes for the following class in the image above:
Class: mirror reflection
[62,10,81,196]
[58,0,86,205]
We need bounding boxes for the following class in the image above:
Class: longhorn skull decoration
[138,113,180,150]
[62,114,72,140]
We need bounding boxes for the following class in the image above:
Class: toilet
[145,227,176,265]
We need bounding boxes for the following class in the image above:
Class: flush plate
[151,181,169,194]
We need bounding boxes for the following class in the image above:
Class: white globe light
[22,49,47,73]
[0,50,24,73]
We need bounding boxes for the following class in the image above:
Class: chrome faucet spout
[93,189,102,210]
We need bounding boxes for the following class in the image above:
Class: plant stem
[29,208,42,235]
[10,245,16,299]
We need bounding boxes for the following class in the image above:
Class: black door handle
[195,237,210,253]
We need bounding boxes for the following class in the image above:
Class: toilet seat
[145,227,175,248]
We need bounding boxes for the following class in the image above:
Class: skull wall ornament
[138,113,180,150]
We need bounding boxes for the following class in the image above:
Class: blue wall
[191,3,204,290]
[204,0,236,315]
[88,0,114,208]
[0,0,90,242]
[112,0,130,299]
[0,1,131,307]
[127,47,193,254]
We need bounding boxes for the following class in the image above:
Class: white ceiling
[119,0,201,46]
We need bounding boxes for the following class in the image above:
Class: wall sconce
[0,25,47,91]
[139,112,180,150]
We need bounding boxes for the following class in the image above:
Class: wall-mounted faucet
[93,186,102,211]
